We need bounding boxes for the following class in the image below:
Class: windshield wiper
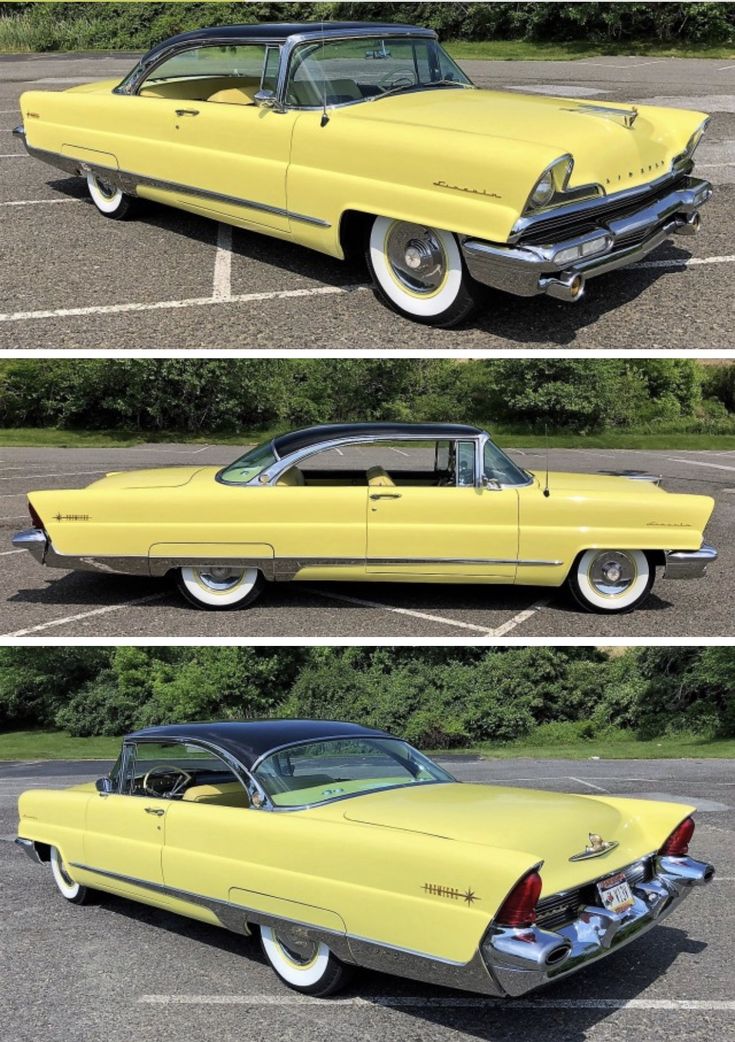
[370,79,473,103]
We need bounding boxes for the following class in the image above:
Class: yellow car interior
[139,76,260,105]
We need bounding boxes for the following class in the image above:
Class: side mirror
[482,477,503,491]
[254,89,284,112]
[95,777,113,794]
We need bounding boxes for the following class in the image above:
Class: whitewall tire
[568,549,654,613]
[367,217,479,327]
[176,566,265,610]
[50,846,92,904]
[260,926,352,997]
[86,172,133,219]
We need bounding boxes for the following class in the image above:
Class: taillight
[28,502,43,529]
[496,870,543,928]
[660,817,695,856]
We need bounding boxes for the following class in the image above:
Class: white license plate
[597,872,635,914]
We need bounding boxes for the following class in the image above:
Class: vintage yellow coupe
[15,719,715,997]
[12,423,717,613]
[14,21,712,326]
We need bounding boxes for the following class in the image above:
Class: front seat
[276,466,305,486]
[366,466,395,487]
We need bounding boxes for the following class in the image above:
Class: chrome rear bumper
[483,855,714,997]
[11,527,47,563]
[664,542,717,580]
[461,175,712,300]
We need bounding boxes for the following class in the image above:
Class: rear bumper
[482,854,714,997]
[12,527,47,563]
[461,175,712,301]
[664,542,717,580]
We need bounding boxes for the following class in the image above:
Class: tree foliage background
[1,358,732,436]
[1,646,732,745]
[0,3,733,50]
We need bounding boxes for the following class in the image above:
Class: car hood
[86,466,219,490]
[346,88,706,194]
[334,782,692,893]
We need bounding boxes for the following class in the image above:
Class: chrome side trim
[664,542,717,580]
[21,142,330,228]
[15,837,44,864]
[67,860,500,992]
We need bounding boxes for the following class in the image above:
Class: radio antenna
[320,18,329,127]
[543,424,551,497]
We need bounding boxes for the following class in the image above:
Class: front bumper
[483,854,714,997]
[664,542,717,580]
[461,175,712,301]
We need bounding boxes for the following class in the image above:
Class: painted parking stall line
[2,593,169,637]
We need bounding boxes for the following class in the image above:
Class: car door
[83,742,167,893]
[366,439,519,579]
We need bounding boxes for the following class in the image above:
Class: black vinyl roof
[274,423,484,458]
[127,719,392,770]
[142,22,432,62]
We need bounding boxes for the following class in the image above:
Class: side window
[138,44,268,102]
[123,741,249,808]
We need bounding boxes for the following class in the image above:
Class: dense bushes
[1,358,730,436]
[0,3,733,51]
[1,646,733,744]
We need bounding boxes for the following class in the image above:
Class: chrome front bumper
[483,855,714,997]
[664,542,717,580]
[461,175,712,300]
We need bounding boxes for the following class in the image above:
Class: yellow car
[12,422,717,613]
[14,21,712,326]
[15,719,715,997]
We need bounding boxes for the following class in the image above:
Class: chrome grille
[536,858,653,932]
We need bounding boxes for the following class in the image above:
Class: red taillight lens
[28,502,43,529]
[496,870,543,928]
[660,817,695,856]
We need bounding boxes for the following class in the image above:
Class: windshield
[219,440,278,484]
[484,438,530,486]
[253,737,454,808]
[285,36,472,108]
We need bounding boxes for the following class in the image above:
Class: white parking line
[569,776,609,793]
[0,549,24,556]
[0,284,370,323]
[491,601,548,636]
[2,593,169,637]
[310,589,495,634]
[212,223,233,302]
[634,254,735,270]
[0,154,27,159]
[138,995,735,1011]
[668,458,735,472]
[577,59,667,68]
[0,198,79,207]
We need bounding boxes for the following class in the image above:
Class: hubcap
[94,177,117,200]
[274,931,319,966]
[195,567,244,592]
[588,551,637,597]
[386,222,447,294]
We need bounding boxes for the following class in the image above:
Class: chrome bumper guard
[482,855,714,997]
[15,837,44,864]
[11,527,48,563]
[461,176,712,300]
[664,542,717,580]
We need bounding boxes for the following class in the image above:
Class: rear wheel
[366,217,479,327]
[50,846,93,905]
[86,172,134,219]
[567,549,654,613]
[176,566,265,610]
[260,926,352,997]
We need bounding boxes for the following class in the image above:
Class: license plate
[597,872,635,914]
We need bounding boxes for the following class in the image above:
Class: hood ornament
[569,833,619,861]
[565,104,638,129]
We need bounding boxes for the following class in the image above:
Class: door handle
[144,806,165,816]
[369,492,402,500]
[175,108,200,117]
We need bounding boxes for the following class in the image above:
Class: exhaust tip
[675,211,701,236]
[540,273,586,303]
[545,942,572,967]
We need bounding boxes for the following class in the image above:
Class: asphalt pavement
[0,53,734,348]
[0,442,731,638]
[1,755,731,1042]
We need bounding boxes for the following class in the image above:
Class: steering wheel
[378,69,417,91]
[142,765,193,799]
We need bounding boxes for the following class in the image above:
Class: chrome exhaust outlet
[538,272,586,302]
[674,211,701,236]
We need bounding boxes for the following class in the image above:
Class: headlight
[525,155,574,213]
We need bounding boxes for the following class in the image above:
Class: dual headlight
[525,155,574,211]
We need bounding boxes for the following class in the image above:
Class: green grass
[0,731,122,760]
[3,427,735,451]
[445,40,735,61]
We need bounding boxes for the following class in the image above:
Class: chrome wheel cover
[586,551,637,597]
[385,221,447,294]
[274,932,320,966]
[93,176,117,200]
[194,567,245,592]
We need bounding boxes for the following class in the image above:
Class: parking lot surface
[1,755,731,1042]
[0,442,731,638]
[0,53,733,349]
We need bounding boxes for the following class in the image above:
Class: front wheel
[260,926,352,997]
[86,172,135,219]
[50,846,93,904]
[567,549,654,614]
[367,217,479,327]
[176,566,265,610]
